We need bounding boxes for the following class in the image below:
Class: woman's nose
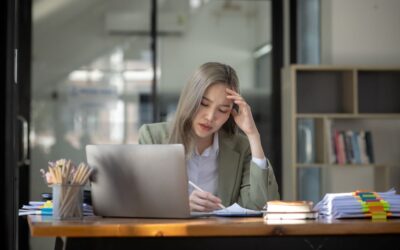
[205,109,216,121]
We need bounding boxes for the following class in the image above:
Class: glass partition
[30,1,273,248]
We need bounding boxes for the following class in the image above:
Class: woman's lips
[199,123,212,131]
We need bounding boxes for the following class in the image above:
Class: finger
[192,204,215,212]
[204,201,222,211]
[190,202,210,212]
[197,191,222,204]
[193,190,210,198]
[226,95,244,103]
[189,193,206,211]
[196,195,222,209]
[233,100,249,112]
[226,91,243,99]
[233,99,247,105]
[225,88,240,96]
[189,199,206,212]
[192,190,208,199]
[226,90,243,101]
[190,196,219,211]
[191,191,222,210]
[226,92,246,105]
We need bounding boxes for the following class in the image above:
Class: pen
[188,181,225,209]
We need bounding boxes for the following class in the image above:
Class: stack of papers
[19,201,94,216]
[263,200,317,220]
[314,188,400,219]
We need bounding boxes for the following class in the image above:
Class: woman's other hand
[226,88,258,136]
[226,88,265,159]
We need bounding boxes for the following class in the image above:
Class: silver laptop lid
[86,144,191,218]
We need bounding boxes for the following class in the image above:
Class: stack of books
[19,200,94,216]
[327,129,374,165]
[263,200,317,220]
[314,188,400,219]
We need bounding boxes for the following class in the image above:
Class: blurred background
[29,1,276,249]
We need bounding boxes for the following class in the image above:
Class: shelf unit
[282,65,400,202]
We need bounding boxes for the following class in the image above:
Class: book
[343,131,354,164]
[332,129,374,165]
[264,211,318,220]
[263,200,317,220]
[326,119,336,164]
[297,119,315,164]
[365,131,374,163]
[265,200,314,213]
[351,131,362,164]
[335,131,346,165]
[358,130,370,164]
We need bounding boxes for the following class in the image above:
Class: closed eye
[200,101,209,107]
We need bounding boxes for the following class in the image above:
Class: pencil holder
[52,184,84,220]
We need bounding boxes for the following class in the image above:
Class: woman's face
[192,83,233,140]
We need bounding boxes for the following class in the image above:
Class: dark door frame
[2,0,32,249]
[17,0,33,249]
[271,0,284,192]
[2,0,18,249]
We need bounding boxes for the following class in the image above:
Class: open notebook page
[212,203,262,217]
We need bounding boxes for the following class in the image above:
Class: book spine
[333,130,340,164]
[358,130,370,164]
[297,119,315,163]
[342,131,351,164]
[337,131,346,165]
[365,131,374,164]
[345,130,355,164]
[352,131,362,164]
[326,120,336,164]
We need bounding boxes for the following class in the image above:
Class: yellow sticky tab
[43,200,53,208]
[371,211,387,220]
[366,202,384,207]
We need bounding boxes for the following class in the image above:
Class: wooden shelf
[324,164,386,168]
[296,70,355,114]
[296,164,324,168]
[282,65,400,202]
[296,164,387,168]
[297,114,400,119]
[358,70,400,113]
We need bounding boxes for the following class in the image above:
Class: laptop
[86,144,193,218]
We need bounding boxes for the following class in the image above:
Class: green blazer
[138,122,280,210]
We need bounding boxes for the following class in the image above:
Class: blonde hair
[168,62,240,157]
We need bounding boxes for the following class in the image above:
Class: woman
[139,62,279,212]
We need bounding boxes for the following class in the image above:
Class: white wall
[321,0,400,65]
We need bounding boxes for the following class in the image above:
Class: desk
[28,216,400,250]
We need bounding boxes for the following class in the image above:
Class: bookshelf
[282,65,400,202]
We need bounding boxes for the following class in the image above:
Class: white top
[187,132,268,195]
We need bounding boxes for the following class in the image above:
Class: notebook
[86,144,192,218]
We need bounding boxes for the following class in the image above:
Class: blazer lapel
[217,132,240,206]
